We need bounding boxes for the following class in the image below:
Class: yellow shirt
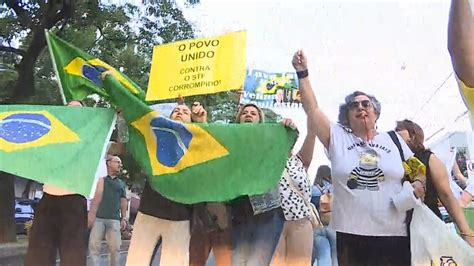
[456,75,474,112]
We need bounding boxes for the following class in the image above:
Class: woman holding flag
[125,101,208,266]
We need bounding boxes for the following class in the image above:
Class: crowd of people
[23,0,474,265]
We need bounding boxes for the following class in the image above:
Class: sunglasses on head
[348,100,372,109]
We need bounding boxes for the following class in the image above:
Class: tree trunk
[9,27,47,103]
[0,172,16,243]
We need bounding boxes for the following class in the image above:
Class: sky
[179,0,473,177]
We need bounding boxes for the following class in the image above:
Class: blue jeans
[232,209,284,266]
[312,226,338,266]
[89,218,122,266]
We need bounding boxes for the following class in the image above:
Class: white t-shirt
[329,123,413,236]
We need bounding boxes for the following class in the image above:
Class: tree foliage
[0,0,211,242]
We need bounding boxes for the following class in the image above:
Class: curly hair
[337,91,381,129]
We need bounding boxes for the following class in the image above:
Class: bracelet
[461,232,474,237]
[412,178,426,191]
[296,69,309,79]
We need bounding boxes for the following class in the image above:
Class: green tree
[0,0,202,243]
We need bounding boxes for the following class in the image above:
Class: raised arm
[292,50,331,149]
[297,117,317,170]
[448,0,474,86]
[430,155,474,246]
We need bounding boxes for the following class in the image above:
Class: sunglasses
[348,100,372,110]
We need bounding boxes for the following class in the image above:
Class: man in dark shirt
[89,155,127,266]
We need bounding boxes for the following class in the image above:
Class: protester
[126,102,207,266]
[89,155,128,266]
[270,117,315,266]
[448,0,474,95]
[230,103,286,266]
[24,100,106,266]
[459,177,474,207]
[311,165,338,266]
[292,50,426,266]
[395,119,474,246]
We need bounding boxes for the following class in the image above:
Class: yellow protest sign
[146,31,247,101]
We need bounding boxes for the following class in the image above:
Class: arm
[297,117,317,170]
[88,177,104,228]
[430,154,474,246]
[448,0,474,86]
[453,160,468,187]
[292,50,331,149]
[120,197,128,230]
[191,102,207,123]
[459,190,473,207]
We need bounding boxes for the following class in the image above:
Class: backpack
[318,184,333,226]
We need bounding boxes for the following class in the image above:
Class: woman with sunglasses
[292,50,426,266]
[395,119,474,246]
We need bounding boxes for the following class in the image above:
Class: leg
[285,219,313,266]
[269,223,287,266]
[126,212,164,266]
[336,232,368,266]
[210,227,232,266]
[160,219,190,266]
[58,195,87,266]
[24,196,58,266]
[377,236,410,266]
[231,220,253,266]
[313,227,331,266]
[326,227,338,266]
[246,210,285,266]
[189,229,211,266]
[88,218,106,266]
[104,219,122,266]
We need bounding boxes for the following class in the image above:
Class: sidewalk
[0,236,130,266]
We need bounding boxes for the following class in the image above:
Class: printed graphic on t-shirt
[347,148,385,190]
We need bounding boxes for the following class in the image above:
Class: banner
[0,105,115,197]
[410,204,474,265]
[241,69,301,109]
[103,75,298,204]
[146,31,247,101]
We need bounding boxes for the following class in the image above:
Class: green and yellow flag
[0,105,115,197]
[46,31,146,103]
[103,75,297,204]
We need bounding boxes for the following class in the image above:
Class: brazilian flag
[102,75,298,204]
[0,105,115,197]
[46,31,146,103]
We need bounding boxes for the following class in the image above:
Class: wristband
[461,232,474,237]
[296,69,309,79]
[412,178,426,192]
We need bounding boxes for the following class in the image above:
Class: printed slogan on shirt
[146,31,247,101]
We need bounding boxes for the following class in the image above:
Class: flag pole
[45,30,67,105]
